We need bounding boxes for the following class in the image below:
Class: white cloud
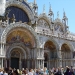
[0,0,6,16]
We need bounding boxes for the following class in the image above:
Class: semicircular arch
[61,42,74,52]
[38,14,51,25]
[6,1,35,24]
[1,22,40,48]
[6,45,28,59]
[43,38,59,50]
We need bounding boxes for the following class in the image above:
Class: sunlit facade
[0,0,75,69]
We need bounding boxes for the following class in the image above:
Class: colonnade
[0,43,74,69]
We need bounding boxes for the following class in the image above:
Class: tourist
[13,70,19,75]
[28,69,33,75]
[0,69,3,75]
[3,68,9,75]
[64,67,71,75]
[22,70,28,75]
[54,68,62,75]
[43,68,47,75]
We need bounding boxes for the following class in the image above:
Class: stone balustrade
[35,27,75,41]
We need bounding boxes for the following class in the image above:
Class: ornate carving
[11,51,20,57]
[54,23,63,32]
[6,0,35,24]
[54,24,60,31]
[38,19,49,28]
[1,22,40,48]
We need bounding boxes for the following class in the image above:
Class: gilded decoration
[44,41,56,50]
[11,50,20,58]
[6,29,34,48]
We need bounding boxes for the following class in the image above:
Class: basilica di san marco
[0,0,75,70]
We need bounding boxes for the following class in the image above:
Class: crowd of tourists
[0,66,75,75]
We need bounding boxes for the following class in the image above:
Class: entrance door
[44,62,47,67]
[11,58,19,69]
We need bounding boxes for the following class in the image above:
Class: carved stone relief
[38,19,49,28]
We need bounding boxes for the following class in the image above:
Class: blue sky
[28,0,75,33]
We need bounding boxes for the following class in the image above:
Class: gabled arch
[38,13,51,25]
[54,18,64,32]
[54,18,62,24]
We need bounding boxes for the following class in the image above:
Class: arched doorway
[6,27,36,69]
[10,48,25,69]
[61,43,71,67]
[11,49,20,69]
[44,41,57,68]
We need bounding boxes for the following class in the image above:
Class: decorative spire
[62,9,68,33]
[33,0,38,16]
[48,2,54,22]
[34,0,36,4]
[43,4,45,13]
[57,11,59,18]
[48,2,53,17]
[63,9,68,22]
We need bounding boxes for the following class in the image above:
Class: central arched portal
[6,27,36,69]
[10,48,24,69]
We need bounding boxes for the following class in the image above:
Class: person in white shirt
[0,69,3,75]
[28,69,33,75]
[3,68,9,75]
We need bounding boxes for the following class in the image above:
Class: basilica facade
[0,0,75,69]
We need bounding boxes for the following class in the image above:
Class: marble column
[49,60,51,68]
[40,60,42,68]
[1,43,6,55]
[48,60,50,69]
[19,53,21,69]
[1,43,2,55]
[0,58,1,68]
[59,59,62,67]
[71,59,73,66]
[43,60,44,69]
[35,60,36,68]
[4,59,7,68]
[9,58,11,67]
[2,44,4,55]
[2,58,3,68]
[27,60,29,69]
[56,60,58,68]
[1,43,5,55]
[37,60,38,68]
[38,60,40,68]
